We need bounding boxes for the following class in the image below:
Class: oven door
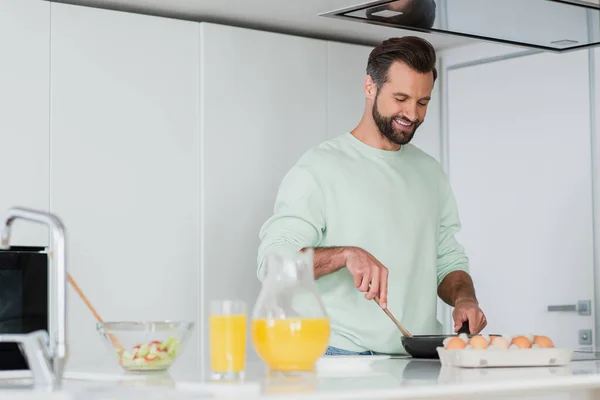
[0,246,48,370]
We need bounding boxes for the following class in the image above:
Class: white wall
[439,32,600,346]
[0,0,49,246]
[49,3,201,374]
[327,42,371,139]
[446,49,594,348]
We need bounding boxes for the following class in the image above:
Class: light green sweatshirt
[257,132,469,354]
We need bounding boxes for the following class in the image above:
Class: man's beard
[372,96,422,146]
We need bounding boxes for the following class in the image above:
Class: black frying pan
[373,298,495,359]
[402,323,502,359]
[400,321,472,359]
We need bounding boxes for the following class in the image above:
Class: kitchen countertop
[5,356,600,399]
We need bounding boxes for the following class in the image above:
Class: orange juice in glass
[209,300,246,381]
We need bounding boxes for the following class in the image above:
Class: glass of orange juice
[209,299,247,381]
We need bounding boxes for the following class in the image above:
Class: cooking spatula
[374,296,413,337]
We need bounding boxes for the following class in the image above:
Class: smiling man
[257,36,487,355]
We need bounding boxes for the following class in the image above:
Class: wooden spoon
[373,296,413,337]
[67,273,125,352]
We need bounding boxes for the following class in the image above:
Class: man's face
[369,61,434,146]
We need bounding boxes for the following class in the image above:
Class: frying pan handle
[458,321,471,334]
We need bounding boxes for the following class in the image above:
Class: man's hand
[438,270,486,334]
[452,298,487,334]
[344,247,389,309]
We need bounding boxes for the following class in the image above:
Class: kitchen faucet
[0,207,67,389]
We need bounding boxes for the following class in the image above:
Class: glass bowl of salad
[97,321,194,372]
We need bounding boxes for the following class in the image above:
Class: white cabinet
[446,50,594,348]
[198,22,329,371]
[326,42,372,138]
[593,47,600,345]
[50,3,201,373]
[0,0,50,245]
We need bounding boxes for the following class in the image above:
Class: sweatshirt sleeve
[257,163,326,280]
[436,177,470,286]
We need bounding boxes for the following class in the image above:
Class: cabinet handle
[547,300,591,316]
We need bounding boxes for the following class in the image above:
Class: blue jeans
[325,346,375,356]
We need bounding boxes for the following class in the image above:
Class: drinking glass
[209,299,247,381]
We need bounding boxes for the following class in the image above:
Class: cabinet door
[199,23,327,370]
[447,50,593,348]
[50,3,200,373]
[593,47,600,344]
[327,42,372,138]
[0,0,50,246]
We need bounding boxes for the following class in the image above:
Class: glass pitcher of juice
[251,248,330,374]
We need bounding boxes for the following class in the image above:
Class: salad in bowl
[97,321,193,372]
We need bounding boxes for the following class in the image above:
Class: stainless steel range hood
[320,0,600,52]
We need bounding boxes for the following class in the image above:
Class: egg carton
[437,347,573,368]
[437,362,572,383]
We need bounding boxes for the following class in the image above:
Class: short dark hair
[366,36,437,89]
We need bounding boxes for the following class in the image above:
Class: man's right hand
[344,247,389,309]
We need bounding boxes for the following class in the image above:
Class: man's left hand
[452,299,487,334]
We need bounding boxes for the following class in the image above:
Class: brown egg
[445,337,467,350]
[533,335,554,348]
[469,335,489,350]
[511,336,532,349]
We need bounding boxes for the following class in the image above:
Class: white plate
[316,355,391,373]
